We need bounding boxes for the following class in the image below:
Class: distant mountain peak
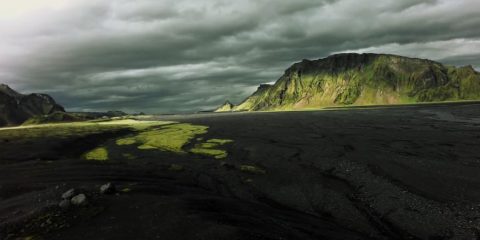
[0,83,22,98]
[214,100,235,112]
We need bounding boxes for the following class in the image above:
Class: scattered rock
[61,188,76,199]
[100,182,116,194]
[59,199,71,209]
[71,194,88,206]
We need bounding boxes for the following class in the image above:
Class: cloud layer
[1,0,479,113]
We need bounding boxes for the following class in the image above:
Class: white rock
[71,194,88,206]
[100,182,116,194]
[61,188,76,199]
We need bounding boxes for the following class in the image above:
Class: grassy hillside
[222,53,480,111]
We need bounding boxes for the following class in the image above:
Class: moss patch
[116,123,208,153]
[114,124,234,158]
[190,147,228,159]
[206,139,234,144]
[2,119,234,161]
[99,119,175,131]
[189,138,233,159]
[85,147,109,161]
[116,138,136,146]
[239,165,266,175]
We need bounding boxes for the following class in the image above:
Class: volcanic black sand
[1,102,480,240]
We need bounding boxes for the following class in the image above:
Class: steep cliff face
[229,53,480,111]
[0,84,65,126]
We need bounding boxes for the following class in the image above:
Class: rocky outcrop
[214,101,235,112]
[0,84,65,126]
[228,53,480,111]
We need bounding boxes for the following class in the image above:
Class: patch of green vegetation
[99,119,175,131]
[85,147,109,161]
[116,123,209,153]
[2,120,174,136]
[120,187,131,193]
[0,119,235,161]
[168,164,184,171]
[190,147,228,159]
[0,122,120,140]
[206,139,234,144]
[116,138,136,145]
[189,138,233,159]
[239,165,266,175]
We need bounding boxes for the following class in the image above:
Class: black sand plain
[1,102,480,240]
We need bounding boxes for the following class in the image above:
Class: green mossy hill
[224,53,480,111]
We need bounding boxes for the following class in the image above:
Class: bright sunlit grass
[84,147,109,161]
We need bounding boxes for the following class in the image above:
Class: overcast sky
[1,0,479,113]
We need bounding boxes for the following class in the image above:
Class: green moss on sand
[189,138,233,159]
[239,165,266,174]
[206,139,234,144]
[190,147,228,159]
[2,119,235,161]
[116,123,208,153]
[85,147,109,161]
[116,138,136,145]
[99,119,175,131]
[2,120,175,140]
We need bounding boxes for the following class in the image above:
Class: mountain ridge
[217,53,480,112]
[0,84,65,126]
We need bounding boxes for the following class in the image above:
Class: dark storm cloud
[0,0,479,113]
